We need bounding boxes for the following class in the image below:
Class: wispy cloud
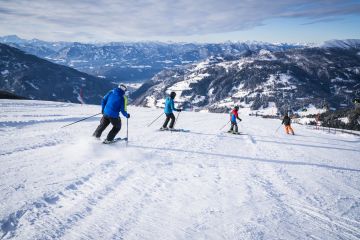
[0,0,359,41]
[301,17,344,25]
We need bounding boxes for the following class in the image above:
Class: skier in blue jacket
[160,91,181,130]
[93,84,130,143]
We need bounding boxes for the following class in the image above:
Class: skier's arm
[235,112,241,121]
[101,91,111,113]
[171,99,180,112]
[120,109,129,118]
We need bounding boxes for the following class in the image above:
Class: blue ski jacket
[164,97,178,114]
[101,88,129,118]
[230,109,241,123]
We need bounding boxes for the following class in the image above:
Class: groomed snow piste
[0,100,360,240]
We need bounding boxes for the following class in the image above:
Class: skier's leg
[106,117,121,141]
[289,125,294,135]
[93,116,110,138]
[285,125,290,134]
[229,122,234,132]
[162,114,171,128]
[234,123,238,133]
[168,113,176,128]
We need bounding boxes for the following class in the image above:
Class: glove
[127,113,130,119]
[239,118,242,121]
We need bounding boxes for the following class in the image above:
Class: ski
[225,131,246,135]
[158,128,190,132]
[170,128,190,132]
[102,137,128,144]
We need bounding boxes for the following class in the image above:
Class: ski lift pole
[61,113,101,128]
[219,120,230,131]
[147,112,164,127]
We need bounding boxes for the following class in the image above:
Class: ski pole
[219,120,230,131]
[126,117,129,146]
[173,111,181,129]
[147,112,164,127]
[61,113,101,128]
[275,124,282,133]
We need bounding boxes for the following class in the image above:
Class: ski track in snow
[0,100,360,240]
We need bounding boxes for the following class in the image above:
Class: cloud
[301,17,344,25]
[0,0,359,41]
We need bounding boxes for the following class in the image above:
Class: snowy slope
[1,100,360,240]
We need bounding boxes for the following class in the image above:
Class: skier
[228,106,242,134]
[93,84,130,143]
[282,113,295,135]
[160,91,181,130]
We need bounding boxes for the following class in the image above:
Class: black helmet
[234,105,239,110]
[170,91,176,99]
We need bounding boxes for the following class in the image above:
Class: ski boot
[103,139,113,144]
[160,127,169,131]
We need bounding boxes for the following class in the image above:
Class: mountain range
[1,35,360,111]
[0,35,305,83]
[131,44,360,113]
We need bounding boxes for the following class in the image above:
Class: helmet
[118,83,127,91]
[234,105,239,110]
[170,91,176,99]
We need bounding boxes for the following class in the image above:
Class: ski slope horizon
[1,99,360,239]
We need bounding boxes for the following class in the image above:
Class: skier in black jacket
[282,113,294,135]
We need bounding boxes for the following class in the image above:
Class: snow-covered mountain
[0,35,305,83]
[0,35,71,58]
[1,99,360,239]
[0,43,113,104]
[132,47,360,113]
[321,39,360,49]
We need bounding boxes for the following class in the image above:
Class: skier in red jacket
[228,106,242,134]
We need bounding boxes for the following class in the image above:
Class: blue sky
[0,0,359,43]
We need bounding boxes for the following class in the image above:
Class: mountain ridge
[0,43,114,104]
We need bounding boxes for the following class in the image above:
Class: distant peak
[0,35,25,43]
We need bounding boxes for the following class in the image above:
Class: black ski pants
[230,121,238,132]
[163,113,175,128]
[93,115,121,141]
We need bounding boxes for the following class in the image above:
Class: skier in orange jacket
[282,113,295,135]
